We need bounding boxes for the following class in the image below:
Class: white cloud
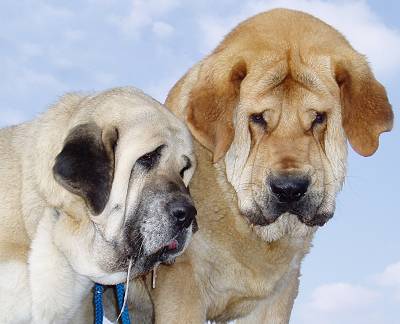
[197,0,400,77]
[93,71,117,87]
[308,282,379,313]
[295,261,400,324]
[33,2,73,21]
[15,68,66,93]
[1,56,65,95]
[0,109,30,128]
[109,0,179,38]
[375,261,400,302]
[22,2,73,30]
[145,72,183,102]
[376,261,400,286]
[64,30,86,43]
[152,21,174,38]
[296,281,382,324]
[19,43,43,58]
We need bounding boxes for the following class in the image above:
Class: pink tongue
[167,240,178,250]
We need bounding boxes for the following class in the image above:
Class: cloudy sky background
[0,0,399,323]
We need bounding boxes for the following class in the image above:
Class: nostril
[296,179,310,196]
[293,179,309,196]
[170,204,197,229]
[173,209,187,223]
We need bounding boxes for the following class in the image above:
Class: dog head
[169,9,393,240]
[52,87,196,283]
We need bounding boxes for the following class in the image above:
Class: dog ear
[335,54,393,156]
[53,123,118,215]
[186,58,247,162]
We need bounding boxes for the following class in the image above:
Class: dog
[0,87,197,323]
[128,9,394,323]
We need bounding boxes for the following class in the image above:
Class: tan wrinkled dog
[0,87,198,323]
[130,9,393,323]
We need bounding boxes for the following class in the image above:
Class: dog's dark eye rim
[250,113,267,127]
[180,156,192,178]
[136,144,165,170]
[312,112,327,126]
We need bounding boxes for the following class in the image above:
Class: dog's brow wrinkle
[293,68,325,93]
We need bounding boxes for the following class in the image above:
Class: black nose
[169,201,197,229]
[270,176,310,203]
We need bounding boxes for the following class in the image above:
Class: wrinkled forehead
[124,119,189,153]
[88,93,192,151]
[241,55,338,105]
[119,107,192,153]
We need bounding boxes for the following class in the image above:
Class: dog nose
[169,202,197,229]
[270,176,309,203]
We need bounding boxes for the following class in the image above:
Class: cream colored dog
[128,9,394,323]
[0,87,197,323]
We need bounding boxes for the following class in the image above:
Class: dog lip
[115,237,180,271]
[242,209,279,226]
[299,218,325,227]
[129,229,189,276]
[152,236,180,255]
[160,231,188,259]
[255,216,279,226]
[258,198,330,227]
[147,230,187,260]
[244,203,333,227]
[297,212,334,227]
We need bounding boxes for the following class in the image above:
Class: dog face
[173,10,393,240]
[52,88,196,283]
[230,69,348,229]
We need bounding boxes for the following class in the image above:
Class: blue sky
[0,1,399,323]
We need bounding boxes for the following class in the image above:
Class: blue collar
[94,283,131,324]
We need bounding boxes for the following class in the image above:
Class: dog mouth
[243,196,332,228]
[127,229,190,276]
[296,211,334,227]
[149,230,188,263]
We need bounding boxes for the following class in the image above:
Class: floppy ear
[335,55,394,156]
[53,123,118,215]
[186,58,247,162]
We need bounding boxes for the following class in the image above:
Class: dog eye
[180,156,192,178]
[312,112,326,127]
[250,113,267,127]
[137,145,165,170]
